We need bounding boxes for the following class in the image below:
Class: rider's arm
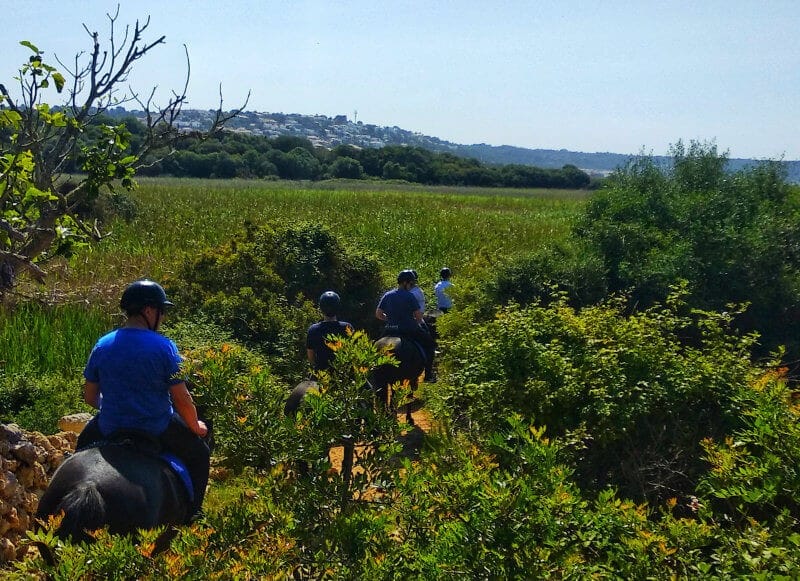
[376,307,388,321]
[413,309,423,323]
[170,382,208,437]
[83,380,101,409]
[307,348,316,366]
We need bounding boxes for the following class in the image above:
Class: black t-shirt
[306,320,353,370]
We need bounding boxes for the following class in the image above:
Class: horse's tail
[56,482,107,540]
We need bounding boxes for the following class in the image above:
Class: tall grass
[0,303,114,375]
[63,178,587,297]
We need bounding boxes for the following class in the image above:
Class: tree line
[91,116,594,188]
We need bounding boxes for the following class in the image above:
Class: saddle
[379,329,427,363]
[89,430,195,502]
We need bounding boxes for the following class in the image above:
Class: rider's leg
[161,415,211,515]
[76,416,103,449]
[415,325,437,380]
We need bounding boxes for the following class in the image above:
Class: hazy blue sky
[3,1,798,159]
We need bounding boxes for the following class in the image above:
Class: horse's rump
[37,443,191,540]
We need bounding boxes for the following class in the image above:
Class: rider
[76,279,210,521]
[410,270,426,314]
[306,291,354,372]
[434,267,453,313]
[376,269,437,382]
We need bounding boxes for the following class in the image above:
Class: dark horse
[36,436,194,543]
[369,335,426,424]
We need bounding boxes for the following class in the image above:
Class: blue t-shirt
[306,320,353,370]
[83,328,183,436]
[377,288,420,332]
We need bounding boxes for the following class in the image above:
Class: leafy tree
[0,9,245,294]
[327,156,364,179]
[576,140,800,356]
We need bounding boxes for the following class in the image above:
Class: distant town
[105,108,800,182]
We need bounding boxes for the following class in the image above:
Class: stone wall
[0,423,77,562]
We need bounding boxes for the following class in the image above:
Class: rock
[0,422,76,563]
[0,537,15,562]
[10,441,41,465]
[57,413,93,434]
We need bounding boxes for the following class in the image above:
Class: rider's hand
[194,420,208,437]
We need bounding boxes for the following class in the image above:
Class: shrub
[435,289,761,504]
[481,241,607,311]
[699,368,800,524]
[575,141,800,358]
[0,372,88,433]
[180,342,292,473]
[170,221,384,379]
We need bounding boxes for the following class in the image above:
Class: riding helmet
[319,291,341,316]
[397,270,416,284]
[440,267,451,279]
[120,279,174,313]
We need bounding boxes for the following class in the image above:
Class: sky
[2,1,798,160]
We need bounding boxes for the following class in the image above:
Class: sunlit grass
[0,303,114,375]
[62,178,586,298]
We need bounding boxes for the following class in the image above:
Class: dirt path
[328,399,432,474]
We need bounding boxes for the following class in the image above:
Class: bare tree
[0,6,248,293]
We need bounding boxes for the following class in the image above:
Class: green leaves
[19,40,40,52]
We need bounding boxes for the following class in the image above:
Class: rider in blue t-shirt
[376,270,437,382]
[76,279,210,520]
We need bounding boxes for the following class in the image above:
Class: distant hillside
[443,143,800,183]
[106,107,800,183]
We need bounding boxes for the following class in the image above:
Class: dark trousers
[77,414,210,513]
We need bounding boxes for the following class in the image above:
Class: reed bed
[74,178,586,287]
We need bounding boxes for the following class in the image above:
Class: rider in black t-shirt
[306,291,354,372]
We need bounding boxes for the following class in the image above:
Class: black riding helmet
[397,269,416,284]
[319,291,341,316]
[120,279,174,314]
[440,267,451,279]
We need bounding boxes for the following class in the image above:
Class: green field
[62,178,587,303]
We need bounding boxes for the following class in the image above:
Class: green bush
[699,368,800,524]
[575,141,800,358]
[435,289,761,504]
[0,372,88,433]
[481,241,607,311]
[180,342,292,473]
[170,221,384,379]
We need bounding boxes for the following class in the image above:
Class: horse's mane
[56,482,107,541]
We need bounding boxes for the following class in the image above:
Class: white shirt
[410,285,426,313]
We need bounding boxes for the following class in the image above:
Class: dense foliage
[435,289,763,505]
[15,326,800,578]
[485,141,800,360]
[171,220,384,379]
[4,176,800,577]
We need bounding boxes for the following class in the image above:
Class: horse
[369,334,426,425]
[36,434,197,543]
